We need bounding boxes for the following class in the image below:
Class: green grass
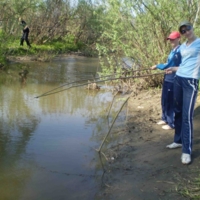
[177,175,200,199]
[1,34,83,57]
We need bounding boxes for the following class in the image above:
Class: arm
[150,63,170,70]
[156,63,170,70]
[152,48,181,70]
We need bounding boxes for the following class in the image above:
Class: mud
[97,90,200,200]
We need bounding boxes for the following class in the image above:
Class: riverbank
[6,51,87,63]
[97,89,200,200]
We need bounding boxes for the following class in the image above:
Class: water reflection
[0,56,124,200]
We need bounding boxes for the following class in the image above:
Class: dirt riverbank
[96,89,200,200]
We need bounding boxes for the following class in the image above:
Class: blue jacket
[156,46,181,82]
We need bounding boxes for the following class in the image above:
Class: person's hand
[165,68,172,74]
[165,67,178,74]
[150,65,157,70]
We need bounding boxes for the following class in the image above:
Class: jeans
[173,75,199,154]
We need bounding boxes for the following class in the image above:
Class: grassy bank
[0,34,96,64]
[5,35,83,56]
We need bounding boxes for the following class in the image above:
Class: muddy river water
[0,56,125,200]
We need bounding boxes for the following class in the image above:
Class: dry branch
[97,96,130,153]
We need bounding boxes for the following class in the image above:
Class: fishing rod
[35,68,153,98]
[35,71,164,98]
[35,73,117,98]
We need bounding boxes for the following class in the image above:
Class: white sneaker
[181,153,191,164]
[162,125,173,130]
[157,120,166,125]
[166,142,182,149]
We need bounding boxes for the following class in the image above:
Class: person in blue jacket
[151,31,182,130]
[166,21,200,165]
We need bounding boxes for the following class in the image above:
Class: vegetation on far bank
[2,34,86,62]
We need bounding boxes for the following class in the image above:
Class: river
[0,55,127,200]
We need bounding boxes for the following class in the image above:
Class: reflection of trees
[39,87,112,117]
[37,84,123,182]
[0,84,40,200]
[25,57,98,84]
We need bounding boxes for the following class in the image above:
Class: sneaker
[166,142,182,149]
[157,120,166,125]
[181,153,191,165]
[162,124,173,130]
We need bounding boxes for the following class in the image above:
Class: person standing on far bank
[151,31,181,130]
[20,20,31,48]
[166,21,200,165]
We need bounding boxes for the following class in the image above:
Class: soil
[97,89,200,200]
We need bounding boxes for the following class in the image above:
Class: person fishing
[151,31,181,130]
[20,20,31,48]
[165,21,200,165]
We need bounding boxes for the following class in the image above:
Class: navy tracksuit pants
[173,75,199,155]
[161,81,174,128]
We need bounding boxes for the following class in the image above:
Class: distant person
[20,20,31,48]
[151,31,181,130]
[165,21,200,165]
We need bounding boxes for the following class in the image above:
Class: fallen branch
[97,96,130,153]
[107,91,118,118]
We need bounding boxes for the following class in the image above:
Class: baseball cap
[167,31,181,40]
[178,21,193,31]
